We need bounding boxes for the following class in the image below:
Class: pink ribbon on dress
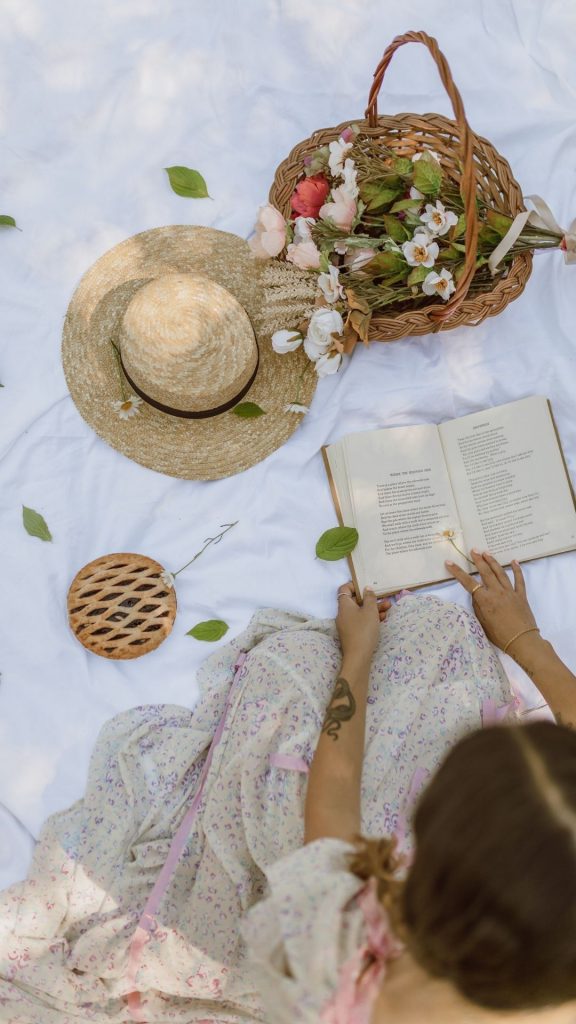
[269,753,309,773]
[481,697,515,727]
[320,878,403,1024]
[125,652,248,1022]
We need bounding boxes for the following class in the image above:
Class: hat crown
[119,273,258,414]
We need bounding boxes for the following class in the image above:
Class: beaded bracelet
[503,626,540,655]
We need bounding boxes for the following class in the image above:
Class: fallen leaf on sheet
[165,166,210,198]
[0,215,17,228]
[315,526,358,561]
[186,620,229,642]
[22,506,52,542]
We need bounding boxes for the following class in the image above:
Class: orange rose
[290,175,330,218]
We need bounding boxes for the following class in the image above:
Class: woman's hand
[446,551,538,651]
[336,582,392,663]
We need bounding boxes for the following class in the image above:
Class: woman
[0,552,575,1022]
[245,552,576,1024]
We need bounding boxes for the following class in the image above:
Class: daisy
[112,395,143,420]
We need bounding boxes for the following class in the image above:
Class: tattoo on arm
[322,677,357,741]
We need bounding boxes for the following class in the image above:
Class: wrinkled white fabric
[0,0,574,890]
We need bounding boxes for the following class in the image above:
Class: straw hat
[62,226,318,479]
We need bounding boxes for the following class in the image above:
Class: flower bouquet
[249,31,575,379]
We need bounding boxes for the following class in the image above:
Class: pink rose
[290,175,330,219]
[249,203,287,258]
[285,239,321,269]
[319,185,357,231]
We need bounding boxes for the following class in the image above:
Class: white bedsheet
[1,0,575,889]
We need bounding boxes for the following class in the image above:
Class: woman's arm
[304,584,391,844]
[447,550,576,728]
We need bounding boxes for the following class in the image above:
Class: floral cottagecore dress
[0,595,515,1023]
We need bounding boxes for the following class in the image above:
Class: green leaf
[22,506,52,541]
[360,180,402,212]
[478,224,501,247]
[486,210,513,238]
[232,402,266,418]
[382,214,410,242]
[390,198,422,213]
[407,266,430,286]
[0,215,17,228]
[365,251,406,278]
[186,619,229,642]
[440,244,463,261]
[319,251,331,273]
[392,157,414,176]
[165,166,210,199]
[412,158,442,197]
[315,526,359,561]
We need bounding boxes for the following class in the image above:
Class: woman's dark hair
[351,722,576,1011]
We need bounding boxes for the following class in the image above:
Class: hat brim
[62,226,317,480]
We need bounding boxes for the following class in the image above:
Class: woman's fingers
[337,581,356,600]
[469,549,500,587]
[481,551,512,589]
[512,559,526,596]
[445,560,480,594]
[377,597,392,621]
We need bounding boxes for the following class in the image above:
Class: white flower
[402,233,439,268]
[317,265,344,304]
[422,268,456,301]
[112,395,143,420]
[293,216,315,244]
[284,402,309,414]
[420,200,458,236]
[160,570,176,589]
[304,307,344,361]
[248,204,287,258]
[333,239,348,255]
[341,158,358,200]
[315,351,343,377]
[409,186,424,202]
[271,329,303,354]
[328,137,353,177]
[412,149,441,164]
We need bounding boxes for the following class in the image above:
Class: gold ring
[471,584,483,595]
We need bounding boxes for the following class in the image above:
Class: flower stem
[294,360,313,404]
[173,521,238,577]
[110,341,128,401]
[448,536,474,565]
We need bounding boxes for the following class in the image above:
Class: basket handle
[365,30,478,324]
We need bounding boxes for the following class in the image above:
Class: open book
[323,397,576,596]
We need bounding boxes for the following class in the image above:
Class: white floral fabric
[0,596,514,1023]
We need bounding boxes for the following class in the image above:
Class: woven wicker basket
[269,30,532,343]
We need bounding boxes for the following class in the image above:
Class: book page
[342,424,468,594]
[439,397,576,564]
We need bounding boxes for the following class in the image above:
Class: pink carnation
[290,175,330,219]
